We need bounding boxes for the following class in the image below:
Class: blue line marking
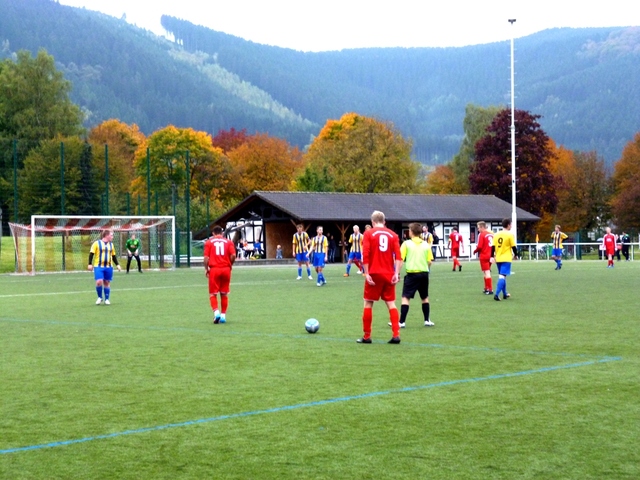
[0,355,621,455]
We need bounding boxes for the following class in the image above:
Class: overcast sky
[58,0,640,51]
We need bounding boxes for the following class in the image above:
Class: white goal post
[9,216,176,275]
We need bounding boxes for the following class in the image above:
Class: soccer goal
[9,216,176,274]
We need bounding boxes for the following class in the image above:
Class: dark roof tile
[251,191,539,222]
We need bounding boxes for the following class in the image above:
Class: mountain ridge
[1,0,638,164]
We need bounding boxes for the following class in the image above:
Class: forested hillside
[1,0,639,164]
[0,0,317,147]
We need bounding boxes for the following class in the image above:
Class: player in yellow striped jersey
[344,225,364,276]
[310,226,329,286]
[292,224,313,280]
[420,225,433,247]
[551,225,568,270]
[87,229,121,305]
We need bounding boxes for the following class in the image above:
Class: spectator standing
[621,232,631,261]
[614,234,622,261]
[328,234,337,263]
[432,232,439,260]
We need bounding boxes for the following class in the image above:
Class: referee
[398,222,434,327]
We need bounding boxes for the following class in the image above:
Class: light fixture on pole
[508,18,517,242]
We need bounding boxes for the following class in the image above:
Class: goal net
[9,216,176,274]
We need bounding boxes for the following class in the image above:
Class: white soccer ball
[305,318,320,334]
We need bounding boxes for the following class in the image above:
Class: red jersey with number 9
[362,226,401,275]
[204,237,236,269]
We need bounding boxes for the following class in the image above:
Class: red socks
[389,308,400,337]
[209,295,218,311]
[221,295,228,314]
[362,308,373,339]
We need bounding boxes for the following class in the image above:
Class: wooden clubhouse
[204,191,539,260]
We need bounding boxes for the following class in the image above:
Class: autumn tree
[423,164,457,194]
[566,151,611,231]
[300,113,420,193]
[132,126,227,213]
[540,140,611,236]
[88,120,146,213]
[226,133,304,199]
[469,109,557,239]
[536,140,574,235]
[212,127,249,154]
[611,132,640,230]
[448,104,502,193]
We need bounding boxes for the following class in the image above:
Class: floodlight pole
[509,18,517,242]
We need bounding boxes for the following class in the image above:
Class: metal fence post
[185,150,191,268]
[13,139,18,222]
[60,142,65,215]
[104,144,109,216]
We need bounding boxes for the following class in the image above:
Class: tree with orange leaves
[300,113,419,193]
[611,132,640,230]
[541,139,610,235]
[537,140,574,234]
[423,165,458,194]
[226,133,304,199]
[131,126,226,209]
[89,120,145,212]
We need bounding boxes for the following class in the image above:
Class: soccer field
[1,261,638,479]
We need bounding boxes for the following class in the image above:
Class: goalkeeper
[125,233,143,273]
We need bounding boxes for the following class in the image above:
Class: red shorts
[208,267,231,295]
[363,273,397,302]
[451,247,460,257]
[479,258,492,271]
[606,248,615,257]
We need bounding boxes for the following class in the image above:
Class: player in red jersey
[602,227,617,268]
[357,210,403,345]
[448,228,464,271]
[473,221,494,294]
[204,225,237,323]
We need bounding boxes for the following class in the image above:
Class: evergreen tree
[78,141,100,215]
[449,104,502,193]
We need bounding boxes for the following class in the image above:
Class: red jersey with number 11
[204,237,236,269]
[362,227,401,275]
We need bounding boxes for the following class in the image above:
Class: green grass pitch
[1,260,638,479]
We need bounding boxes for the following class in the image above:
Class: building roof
[214,191,540,225]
